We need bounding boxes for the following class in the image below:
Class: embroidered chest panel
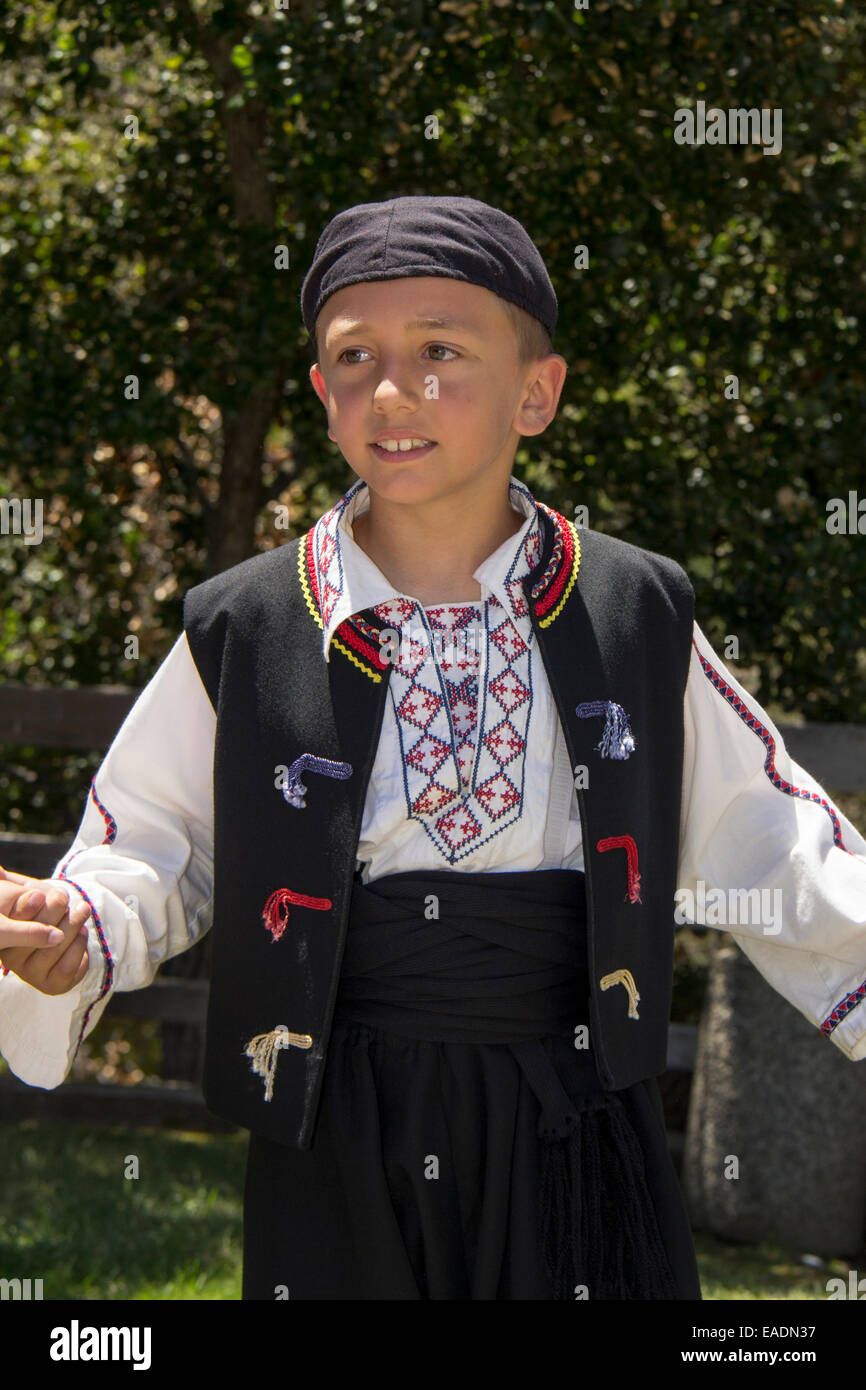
[371,592,536,863]
[296,478,580,865]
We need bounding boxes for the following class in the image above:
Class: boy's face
[308,276,566,509]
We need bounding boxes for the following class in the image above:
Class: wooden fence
[1,679,864,1149]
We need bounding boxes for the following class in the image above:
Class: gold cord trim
[244,1026,313,1103]
[600,968,640,1019]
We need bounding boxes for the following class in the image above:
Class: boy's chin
[351,458,444,495]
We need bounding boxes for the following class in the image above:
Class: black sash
[337,866,587,1042]
[335,868,678,1299]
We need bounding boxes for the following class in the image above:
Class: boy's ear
[515,353,568,438]
[308,366,336,439]
[309,362,328,408]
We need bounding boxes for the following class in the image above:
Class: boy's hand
[0,866,93,995]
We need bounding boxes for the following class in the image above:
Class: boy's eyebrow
[327,314,481,343]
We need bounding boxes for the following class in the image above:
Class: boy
[1,195,865,1301]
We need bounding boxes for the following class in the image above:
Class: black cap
[300,194,558,345]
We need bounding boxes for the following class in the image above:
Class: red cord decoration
[261,887,333,941]
[596,834,641,904]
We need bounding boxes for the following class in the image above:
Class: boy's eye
[337,343,459,364]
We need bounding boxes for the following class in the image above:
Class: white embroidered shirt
[2,475,865,1085]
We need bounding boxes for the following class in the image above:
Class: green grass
[0,1119,857,1300]
[692,1232,853,1301]
[0,1120,247,1299]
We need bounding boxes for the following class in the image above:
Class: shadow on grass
[1,1119,859,1300]
[0,1120,248,1299]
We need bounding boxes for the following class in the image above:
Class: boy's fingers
[45,929,90,989]
[21,887,64,917]
[58,933,88,974]
[0,919,66,953]
[0,867,30,885]
[11,885,80,930]
[55,948,91,995]
[11,890,46,916]
[0,899,91,960]
[7,924,89,994]
[69,953,90,990]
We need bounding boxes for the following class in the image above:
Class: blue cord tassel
[575,701,636,760]
[282,754,352,808]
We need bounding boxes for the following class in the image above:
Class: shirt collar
[311,475,544,662]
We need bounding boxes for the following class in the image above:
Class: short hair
[309,295,552,366]
[499,297,553,366]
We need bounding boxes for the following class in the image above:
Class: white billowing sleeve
[677,620,866,1061]
[0,632,215,1088]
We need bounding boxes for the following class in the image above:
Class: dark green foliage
[1,0,864,844]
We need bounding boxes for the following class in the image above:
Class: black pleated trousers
[241,868,702,1301]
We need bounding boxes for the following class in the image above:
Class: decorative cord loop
[262,887,332,941]
[596,834,642,904]
[575,701,636,760]
[600,968,641,1019]
[282,754,352,809]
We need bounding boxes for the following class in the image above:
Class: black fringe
[539,1096,680,1299]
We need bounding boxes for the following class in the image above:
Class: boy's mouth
[370,437,437,459]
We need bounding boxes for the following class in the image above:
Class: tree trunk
[160,3,290,1080]
[205,376,286,576]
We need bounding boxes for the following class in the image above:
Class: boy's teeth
[376,438,433,452]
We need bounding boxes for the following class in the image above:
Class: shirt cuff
[0,881,111,1089]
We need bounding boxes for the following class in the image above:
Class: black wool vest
[183,500,694,1148]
